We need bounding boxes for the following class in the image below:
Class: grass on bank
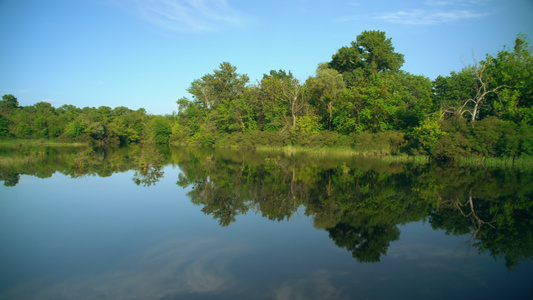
[0,139,88,147]
[255,145,430,163]
[256,145,358,157]
[2,138,530,168]
[457,155,533,168]
[247,145,533,167]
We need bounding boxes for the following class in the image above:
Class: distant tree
[0,114,9,137]
[0,94,19,116]
[65,119,87,138]
[175,96,205,139]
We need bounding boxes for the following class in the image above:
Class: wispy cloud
[424,0,490,6]
[375,9,491,25]
[338,0,492,26]
[424,0,462,6]
[42,99,62,104]
[17,89,30,95]
[125,0,249,32]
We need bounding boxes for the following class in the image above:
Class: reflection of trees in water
[176,148,428,263]
[174,148,533,268]
[431,188,533,270]
[1,145,532,268]
[0,144,169,186]
[132,144,165,187]
[327,219,400,263]
[0,172,20,186]
[441,190,496,241]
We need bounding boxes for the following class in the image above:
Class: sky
[1,0,532,115]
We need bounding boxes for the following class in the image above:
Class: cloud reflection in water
[3,238,244,300]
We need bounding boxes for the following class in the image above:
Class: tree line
[0,96,174,146]
[1,30,532,161]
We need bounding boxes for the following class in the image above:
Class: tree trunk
[471,100,480,122]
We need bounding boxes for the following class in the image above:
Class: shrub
[431,131,473,162]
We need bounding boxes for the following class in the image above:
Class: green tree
[460,63,505,122]
[0,94,19,116]
[180,62,251,138]
[0,94,20,137]
[174,96,205,141]
[187,62,249,111]
[390,71,433,129]
[216,91,257,133]
[31,102,58,138]
[327,32,429,134]
[306,64,346,130]
[260,70,306,129]
[432,70,477,117]
[484,33,533,124]
[146,115,172,144]
[411,112,446,154]
[329,30,405,83]
[65,119,87,138]
[333,73,404,133]
[0,114,9,137]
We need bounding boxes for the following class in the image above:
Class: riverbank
[2,138,532,168]
[255,145,431,163]
[218,143,533,168]
[0,139,88,147]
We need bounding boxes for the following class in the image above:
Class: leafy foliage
[2,32,531,162]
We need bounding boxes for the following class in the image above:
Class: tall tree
[260,70,306,129]
[216,88,258,133]
[390,71,433,129]
[332,71,431,133]
[306,64,346,130]
[186,62,249,111]
[0,94,19,116]
[484,34,533,124]
[329,30,405,83]
[327,31,413,133]
[435,62,503,123]
[432,71,477,117]
[462,62,504,122]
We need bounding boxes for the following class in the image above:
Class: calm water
[1,145,532,299]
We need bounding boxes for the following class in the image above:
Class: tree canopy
[2,31,532,162]
[329,30,405,83]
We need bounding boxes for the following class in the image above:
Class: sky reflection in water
[1,147,532,300]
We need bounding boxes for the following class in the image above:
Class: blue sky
[1,0,532,115]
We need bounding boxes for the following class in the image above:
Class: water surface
[1,145,532,299]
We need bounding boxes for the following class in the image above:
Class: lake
[1,145,532,299]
